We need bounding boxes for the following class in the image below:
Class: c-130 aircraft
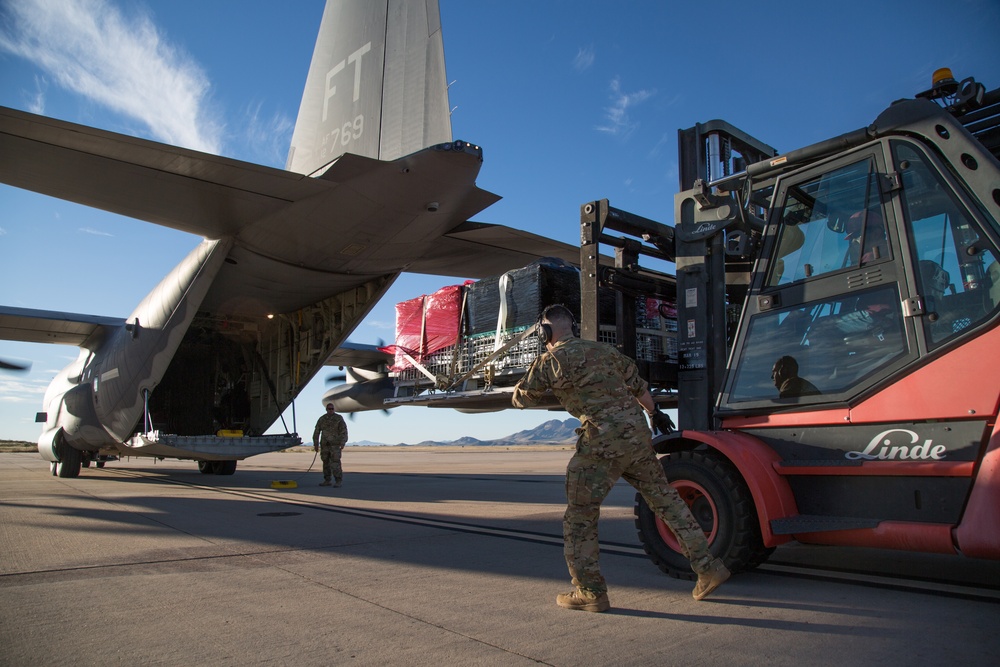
[0,0,575,477]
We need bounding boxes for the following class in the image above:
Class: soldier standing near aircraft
[512,305,729,612]
[313,403,348,487]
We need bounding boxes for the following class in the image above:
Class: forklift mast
[673,122,776,431]
[579,122,777,430]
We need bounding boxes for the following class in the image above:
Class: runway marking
[107,469,1000,604]
[759,561,1000,602]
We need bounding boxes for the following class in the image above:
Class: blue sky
[1,0,998,444]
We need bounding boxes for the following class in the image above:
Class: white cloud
[573,46,595,72]
[647,132,671,159]
[28,75,48,114]
[78,227,113,237]
[0,378,47,401]
[596,77,655,139]
[239,102,295,169]
[0,0,222,154]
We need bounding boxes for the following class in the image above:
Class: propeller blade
[0,358,31,372]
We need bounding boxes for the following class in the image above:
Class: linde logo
[845,428,947,461]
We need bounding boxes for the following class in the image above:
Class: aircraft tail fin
[286,0,452,175]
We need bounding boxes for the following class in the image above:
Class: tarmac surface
[2,447,999,666]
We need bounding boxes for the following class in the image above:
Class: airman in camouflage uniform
[313,403,348,487]
[512,305,729,612]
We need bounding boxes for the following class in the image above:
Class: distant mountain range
[349,418,581,447]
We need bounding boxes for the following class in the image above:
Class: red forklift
[579,69,1000,578]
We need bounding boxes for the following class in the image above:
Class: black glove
[649,408,675,436]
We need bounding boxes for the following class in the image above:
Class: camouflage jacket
[313,412,348,447]
[512,336,649,457]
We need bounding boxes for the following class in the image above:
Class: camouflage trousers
[564,446,714,594]
[320,444,344,482]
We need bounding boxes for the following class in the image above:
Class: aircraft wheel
[82,459,91,468]
[50,461,58,476]
[57,447,82,478]
[634,448,771,580]
[197,460,214,474]
[96,461,106,468]
[216,460,237,475]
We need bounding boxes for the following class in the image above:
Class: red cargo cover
[383,284,465,371]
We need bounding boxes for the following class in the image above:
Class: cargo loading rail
[119,432,302,460]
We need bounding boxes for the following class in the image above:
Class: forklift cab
[721,137,1000,413]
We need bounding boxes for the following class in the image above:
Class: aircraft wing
[0,305,124,347]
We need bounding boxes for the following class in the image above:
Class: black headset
[538,304,578,344]
[539,321,554,344]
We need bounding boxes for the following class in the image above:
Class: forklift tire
[634,448,773,579]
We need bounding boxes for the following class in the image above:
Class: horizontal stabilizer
[0,105,324,240]
[407,221,580,276]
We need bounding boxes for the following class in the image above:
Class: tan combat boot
[556,589,610,613]
[692,558,730,601]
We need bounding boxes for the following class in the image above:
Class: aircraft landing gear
[56,446,82,478]
[197,460,237,475]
